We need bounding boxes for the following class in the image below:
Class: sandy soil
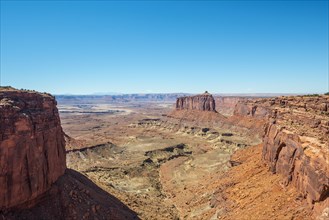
[59,101,314,220]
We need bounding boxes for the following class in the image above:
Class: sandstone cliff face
[0,87,66,209]
[214,97,245,116]
[176,92,216,112]
[232,96,329,217]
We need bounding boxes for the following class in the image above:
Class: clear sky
[1,0,328,94]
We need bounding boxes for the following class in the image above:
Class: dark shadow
[1,169,139,220]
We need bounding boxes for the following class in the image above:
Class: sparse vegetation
[0,86,15,90]
[325,92,329,96]
[303,94,320,97]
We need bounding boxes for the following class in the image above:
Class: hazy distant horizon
[1,1,328,94]
[55,91,307,97]
[0,85,326,96]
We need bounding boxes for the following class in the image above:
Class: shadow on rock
[1,169,139,220]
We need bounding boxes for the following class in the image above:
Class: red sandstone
[0,88,66,209]
[176,91,217,112]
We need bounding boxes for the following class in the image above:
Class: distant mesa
[168,91,226,123]
[176,91,217,112]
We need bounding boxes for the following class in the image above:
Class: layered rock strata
[232,95,329,216]
[0,87,66,209]
[176,91,216,112]
[214,97,245,116]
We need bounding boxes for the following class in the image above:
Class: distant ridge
[55,93,190,104]
[213,93,304,97]
[55,93,308,105]
[91,92,124,95]
[55,92,302,97]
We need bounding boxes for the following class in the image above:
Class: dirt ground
[59,101,314,220]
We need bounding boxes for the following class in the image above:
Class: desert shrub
[303,94,319,97]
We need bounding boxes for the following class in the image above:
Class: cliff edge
[0,87,138,219]
[0,87,66,209]
[232,95,329,218]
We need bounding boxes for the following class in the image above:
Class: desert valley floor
[1,88,328,220]
[59,99,315,220]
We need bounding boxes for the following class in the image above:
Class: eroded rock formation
[176,91,216,112]
[0,87,138,219]
[232,95,329,217]
[0,87,66,209]
[214,96,245,116]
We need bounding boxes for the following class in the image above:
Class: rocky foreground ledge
[0,87,138,219]
[232,95,329,218]
[0,87,66,208]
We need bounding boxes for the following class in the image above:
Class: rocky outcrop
[0,87,138,219]
[232,95,329,217]
[263,123,329,207]
[176,92,216,112]
[0,87,66,209]
[214,97,245,116]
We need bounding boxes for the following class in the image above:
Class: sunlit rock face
[232,95,329,217]
[176,91,217,112]
[0,87,66,209]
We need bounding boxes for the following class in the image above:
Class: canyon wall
[232,96,329,216]
[176,92,216,112]
[214,96,245,116]
[0,87,66,209]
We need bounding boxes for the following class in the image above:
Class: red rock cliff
[232,96,329,217]
[0,87,66,209]
[214,97,246,116]
[176,92,216,112]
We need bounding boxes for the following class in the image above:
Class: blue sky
[1,0,328,94]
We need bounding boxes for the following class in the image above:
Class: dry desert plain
[57,94,320,220]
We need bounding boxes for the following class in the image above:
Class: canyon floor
[59,101,314,220]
